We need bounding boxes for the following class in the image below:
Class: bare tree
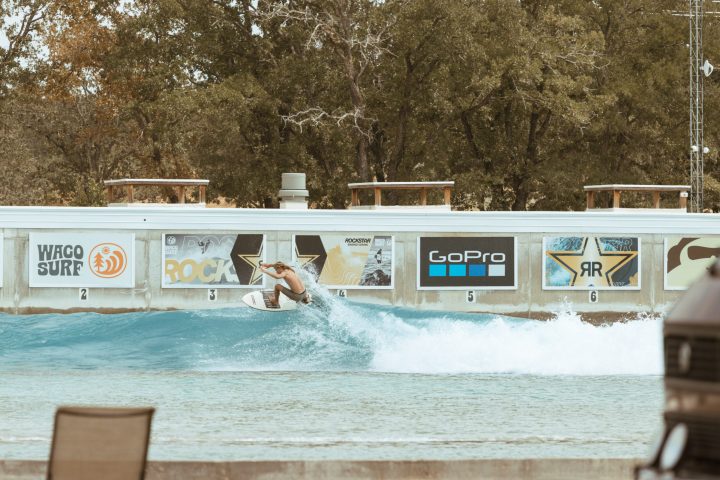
[0,0,48,95]
[261,0,394,181]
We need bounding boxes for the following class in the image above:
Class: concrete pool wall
[0,458,640,480]
[0,206,718,318]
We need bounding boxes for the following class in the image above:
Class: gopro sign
[428,250,506,277]
[418,237,516,289]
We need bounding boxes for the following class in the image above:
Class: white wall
[1,207,716,318]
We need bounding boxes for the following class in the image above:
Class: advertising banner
[29,232,135,288]
[293,234,393,289]
[417,237,516,290]
[543,236,640,290]
[162,233,264,288]
[665,237,720,290]
[0,232,3,287]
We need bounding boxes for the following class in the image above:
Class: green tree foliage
[0,0,716,210]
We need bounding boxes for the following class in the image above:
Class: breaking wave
[0,286,663,375]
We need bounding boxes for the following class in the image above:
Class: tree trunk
[370,122,387,181]
[347,74,369,180]
[511,176,529,211]
[389,53,414,180]
[389,102,409,180]
[356,136,369,181]
[338,2,370,181]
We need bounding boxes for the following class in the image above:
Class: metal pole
[689,0,704,212]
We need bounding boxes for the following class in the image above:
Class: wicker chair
[47,406,155,480]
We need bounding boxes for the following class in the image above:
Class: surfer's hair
[273,262,294,272]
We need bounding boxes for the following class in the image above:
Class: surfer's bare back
[259,262,311,306]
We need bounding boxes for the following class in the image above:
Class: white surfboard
[242,290,298,312]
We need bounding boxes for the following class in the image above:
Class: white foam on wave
[366,309,663,375]
[304,280,664,375]
[201,273,664,376]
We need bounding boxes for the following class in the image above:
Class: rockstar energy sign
[543,236,640,290]
[665,237,720,290]
[293,234,393,289]
[29,232,135,288]
[162,233,264,288]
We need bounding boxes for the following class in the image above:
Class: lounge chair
[47,406,155,480]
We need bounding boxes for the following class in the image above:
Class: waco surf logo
[88,243,128,278]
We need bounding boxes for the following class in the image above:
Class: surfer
[259,262,311,306]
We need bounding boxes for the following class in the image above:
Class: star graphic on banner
[237,251,264,285]
[294,246,320,271]
[547,237,637,287]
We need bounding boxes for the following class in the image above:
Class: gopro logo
[427,250,506,277]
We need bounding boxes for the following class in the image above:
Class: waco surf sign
[29,232,135,288]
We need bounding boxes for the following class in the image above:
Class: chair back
[47,406,154,480]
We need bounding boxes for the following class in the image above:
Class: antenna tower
[690,0,704,212]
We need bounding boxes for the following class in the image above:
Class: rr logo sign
[580,262,602,277]
[544,236,639,289]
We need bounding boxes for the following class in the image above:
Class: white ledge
[348,181,454,189]
[0,206,717,234]
[104,179,209,186]
[583,184,690,192]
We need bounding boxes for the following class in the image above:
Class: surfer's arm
[259,267,286,279]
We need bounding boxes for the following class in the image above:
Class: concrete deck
[0,459,639,480]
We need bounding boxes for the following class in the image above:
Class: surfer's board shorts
[279,285,310,303]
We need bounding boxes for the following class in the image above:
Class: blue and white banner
[543,236,640,290]
[417,237,517,290]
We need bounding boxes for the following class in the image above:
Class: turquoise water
[0,290,664,460]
